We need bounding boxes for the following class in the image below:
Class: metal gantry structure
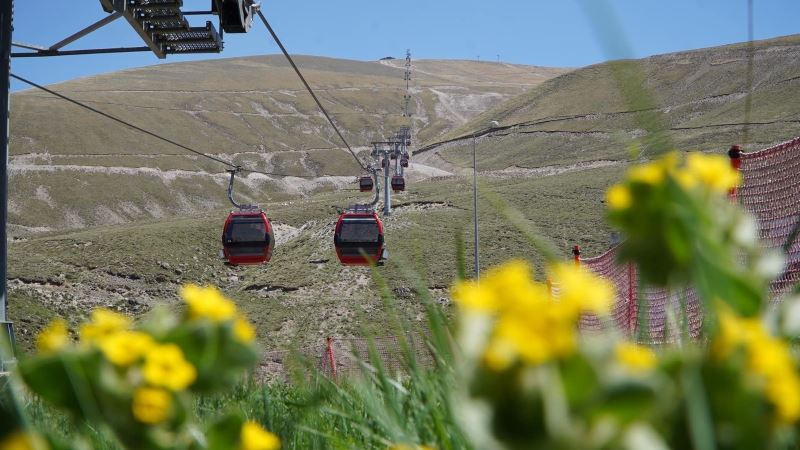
[12,0,255,59]
[0,0,261,368]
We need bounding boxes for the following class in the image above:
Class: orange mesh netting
[579,137,800,343]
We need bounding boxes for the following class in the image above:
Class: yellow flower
[240,420,280,450]
[548,262,614,315]
[672,170,698,190]
[482,339,517,371]
[180,284,237,322]
[606,184,633,210]
[615,342,657,373]
[482,260,544,308]
[713,308,765,357]
[453,260,609,369]
[234,317,256,343]
[713,308,800,423]
[142,344,197,391]
[492,317,554,366]
[79,309,131,344]
[132,387,172,424]
[0,431,48,450]
[99,331,155,366]
[627,163,665,185]
[684,152,741,193]
[765,371,800,423]
[452,280,497,312]
[36,319,69,353]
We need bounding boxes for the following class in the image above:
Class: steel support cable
[254,9,368,172]
[9,73,323,179]
[742,0,755,147]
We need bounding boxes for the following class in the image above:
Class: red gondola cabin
[334,208,384,265]
[222,210,274,265]
[358,175,374,192]
[391,175,405,192]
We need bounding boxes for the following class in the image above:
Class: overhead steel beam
[11,47,152,58]
[49,12,122,51]
[11,41,47,51]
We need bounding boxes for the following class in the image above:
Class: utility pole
[471,121,499,280]
[472,133,479,279]
[1,0,15,365]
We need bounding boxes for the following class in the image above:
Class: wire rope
[254,9,368,172]
[10,73,329,179]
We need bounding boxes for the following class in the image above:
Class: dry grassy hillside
[9,55,565,234]
[420,34,800,172]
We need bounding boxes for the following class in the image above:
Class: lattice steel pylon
[403,49,412,118]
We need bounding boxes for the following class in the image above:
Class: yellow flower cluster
[453,260,613,370]
[240,420,281,450]
[132,387,172,424]
[79,309,131,344]
[143,344,197,391]
[606,152,741,210]
[181,284,237,321]
[35,319,69,353]
[35,306,199,426]
[32,284,256,430]
[180,284,256,344]
[99,331,155,367]
[615,342,658,373]
[714,310,800,423]
[0,431,48,450]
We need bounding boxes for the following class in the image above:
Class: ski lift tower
[403,49,412,118]
[371,141,398,216]
[0,0,261,369]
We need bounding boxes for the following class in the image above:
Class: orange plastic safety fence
[578,137,800,343]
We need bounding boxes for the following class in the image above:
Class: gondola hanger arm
[226,167,259,210]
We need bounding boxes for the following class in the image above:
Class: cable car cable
[11,74,238,168]
[253,9,368,171]
[10,73,325,179]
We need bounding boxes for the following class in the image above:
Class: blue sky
[10,1,800,91]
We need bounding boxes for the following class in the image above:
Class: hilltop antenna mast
[403,49,412,118]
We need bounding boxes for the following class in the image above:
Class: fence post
[326,336,337,379]
[572,245,581,267]
[728,144,742,200]
[627,263,637,338]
